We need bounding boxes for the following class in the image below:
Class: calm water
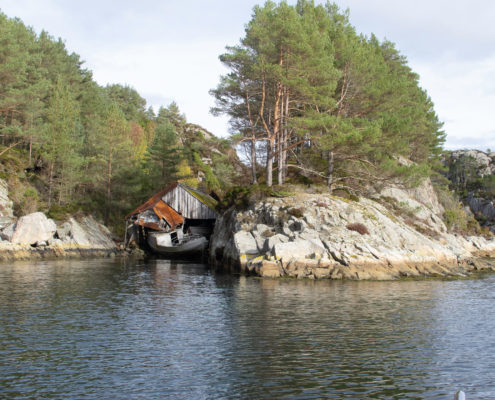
[1,258,495,399]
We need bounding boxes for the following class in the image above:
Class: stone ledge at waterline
[209,187,495,280]
[0,212,118,261]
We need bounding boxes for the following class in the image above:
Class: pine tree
[212,1,445,192]
[94,103,132,225]
[146,118,180,189]
[42,77,81,207]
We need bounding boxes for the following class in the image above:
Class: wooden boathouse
[125,182,219,249]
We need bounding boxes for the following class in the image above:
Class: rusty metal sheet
[126,182,178,218]
[153,200,184,229]
[134,221,162,230]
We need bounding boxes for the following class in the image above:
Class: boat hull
[147,232,208,256]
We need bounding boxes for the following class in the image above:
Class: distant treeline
[0,12,241,230]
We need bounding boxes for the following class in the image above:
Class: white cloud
[412,54,495,150]
[1,0,495,148]
[85,40,231,135]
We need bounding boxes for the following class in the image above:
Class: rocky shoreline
[209,183,495,280]
[0,213,120,261]
[0,176,125,261]
[0,242,119,261]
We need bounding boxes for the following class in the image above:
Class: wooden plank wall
[162,186,218,219]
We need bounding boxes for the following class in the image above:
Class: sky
[1,0,494,151]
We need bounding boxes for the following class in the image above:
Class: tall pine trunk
[266,139,274,187]
[326,150,334,192]
[280,89,289,184]
[277,130,283,185]
[250,138,257,184]
[47,162,54,208]
[268,79,283,187]
[105,155,112,226]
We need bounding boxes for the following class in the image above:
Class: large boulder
[11,212,56,245]
[60,216,115,249]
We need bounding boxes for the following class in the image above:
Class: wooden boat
[147,230,208,256]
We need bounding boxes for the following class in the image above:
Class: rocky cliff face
[450,150,495,177]
[210,182,495,280]
[447,150,495,233]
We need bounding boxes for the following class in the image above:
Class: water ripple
[0,258,494,399]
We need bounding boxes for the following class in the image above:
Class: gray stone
[265,233,289,252]
[0,179,14,218]
[67,218,91,245]
[451,150,493,177]
[67,216,116,249]
[56,222,72,240]
[0,216,15,230]
[252,231,266,252]
[233,231,259,255]
[304,214,317,227]
[273,239,326,262]
[0,222,16,242]
[282,222,293,237]
[466,195,495,219]
[259,260,281,278]
[209,184,495,280]
[11,212,56,245]
[253,224,270,233]
[299,229,320,240]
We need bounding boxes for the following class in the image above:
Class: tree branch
[0,141,22,157]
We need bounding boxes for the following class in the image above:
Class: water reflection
[0,258,494,399]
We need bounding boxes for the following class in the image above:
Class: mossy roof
[181,184,218,210]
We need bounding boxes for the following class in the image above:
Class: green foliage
[448,156,479,193]
[23,187,38,198]
[480,175,495,197]
[103,84,147,123]
[218,184,294,211]
[443,154,494,232]
[193,152,220,191]
[146,118,180,189]
[434,181,482,235]
[47,202,82,221]
[0,11,245,233]
[212,1,445,190]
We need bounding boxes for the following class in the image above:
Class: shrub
[443,207,482,235]
[288,207,304,218]
[346,222,369,235]
[24,187,38,199]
